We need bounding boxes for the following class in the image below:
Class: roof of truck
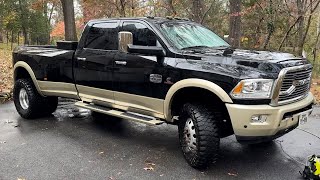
[87,17,191,25]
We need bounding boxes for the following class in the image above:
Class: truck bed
[13,46,76,83]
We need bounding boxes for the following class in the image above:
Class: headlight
[230,79,274,99]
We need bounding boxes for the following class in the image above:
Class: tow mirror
[118,31,133,53]
[223,35,229,43]
[127,44,165,57]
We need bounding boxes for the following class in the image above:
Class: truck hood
[169,49,310,79]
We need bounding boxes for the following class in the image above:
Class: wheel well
[170,87,234,137]
[14,67,31,81]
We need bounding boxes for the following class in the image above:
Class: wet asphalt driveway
[0,98,320,180]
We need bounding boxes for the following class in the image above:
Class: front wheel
[13,79,58,119]
[178,103,220,169]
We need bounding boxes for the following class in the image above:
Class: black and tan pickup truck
[12,17,314,168]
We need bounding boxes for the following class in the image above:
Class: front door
[113,21,166,117]
[74,21,119,106]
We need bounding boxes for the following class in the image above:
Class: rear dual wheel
[13,79,58,119]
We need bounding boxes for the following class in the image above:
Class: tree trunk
[119,0,126,17]
[229,0,241,48]
[11,31,14,50]
[61,0,78,41]
[165,0,177,16]
[201,0,215,24]
[191,0,204,23]
[0,32,3,43]
[6,31,9,45]
[18,0,29,45]
[296,0,305,55]
[262,0,274,50]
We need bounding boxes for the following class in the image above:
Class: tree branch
[200,0,215,24]
[278,16,302,51]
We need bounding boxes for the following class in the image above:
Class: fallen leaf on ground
[228,172,238,176]
[5,119,13,123]
[146,162,156,166]
[143,166,154,171]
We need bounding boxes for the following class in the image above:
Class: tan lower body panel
[226,92,314,137]
[37,82,165,119]
[113,91,164,119]
[76,85,114,105]
[38,81,79,99]
[76,85,165,119]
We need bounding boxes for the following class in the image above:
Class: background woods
[0,0,319,56]
[0,0,320,100]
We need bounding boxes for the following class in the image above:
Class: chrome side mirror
[118,31,133,53]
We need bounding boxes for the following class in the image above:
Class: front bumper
[226,92,314,144]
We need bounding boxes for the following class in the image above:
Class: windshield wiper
[211,45,231,49]
[181,45,210,50]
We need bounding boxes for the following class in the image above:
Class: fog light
[251,115,268,123]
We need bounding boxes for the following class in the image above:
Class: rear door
[74,21,119,105]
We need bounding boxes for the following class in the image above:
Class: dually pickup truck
[13,17,314,168]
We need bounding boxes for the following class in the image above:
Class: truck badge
[150,74,162,83]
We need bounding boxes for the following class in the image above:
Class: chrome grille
[273,65,312,105]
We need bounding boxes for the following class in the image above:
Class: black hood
[171,49,309,80]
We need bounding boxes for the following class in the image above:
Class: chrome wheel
[184,118,197,152]
[19,88,29,110]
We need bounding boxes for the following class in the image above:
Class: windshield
[158,22,229,50]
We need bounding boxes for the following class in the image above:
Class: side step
[75,101,164,125]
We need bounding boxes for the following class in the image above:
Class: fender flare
[164,78,233,121]
[13,61,44,96]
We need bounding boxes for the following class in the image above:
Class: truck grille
[276,65,312,105]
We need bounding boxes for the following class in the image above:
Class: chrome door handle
[77,57,86,61]
[115,61,127,65]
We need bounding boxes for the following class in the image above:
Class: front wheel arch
[164,79,233,121]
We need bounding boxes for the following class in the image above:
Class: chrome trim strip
[270,64,312,106]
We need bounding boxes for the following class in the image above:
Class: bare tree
[229,0,241,47]
[60,0,77,41]
[165,0,177,16]
[191,0,204,23]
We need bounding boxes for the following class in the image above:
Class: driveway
[0,99,319,180]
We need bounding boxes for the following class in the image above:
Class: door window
[122,22,157,46]
[85,22,119,50]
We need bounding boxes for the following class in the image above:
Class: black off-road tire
[178,103,220,169]
[43,96,58,115]
[13,79,58,119]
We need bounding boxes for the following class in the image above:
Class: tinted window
[85,22,118,50]
[122,22,157,46]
